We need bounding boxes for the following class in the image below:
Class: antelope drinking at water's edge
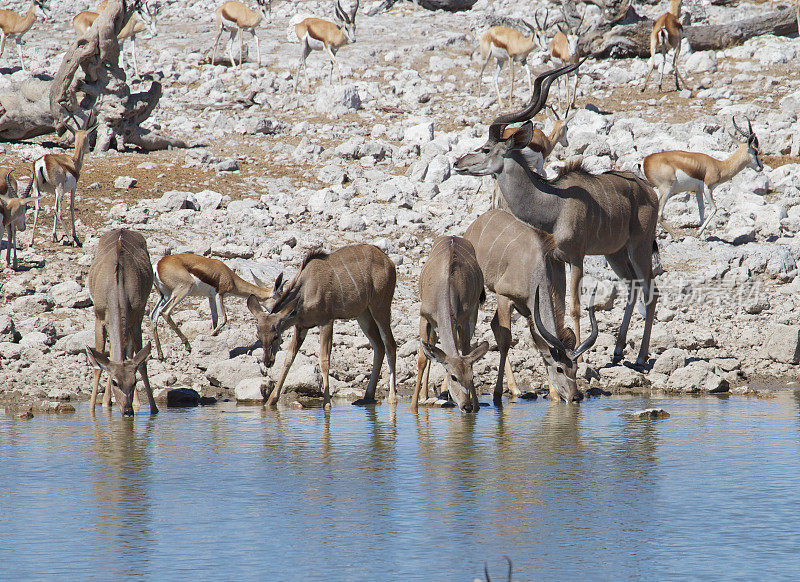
[464,210,598,404]
[85,229,157,416]
[413,236,489,413]
[248,244,397,409]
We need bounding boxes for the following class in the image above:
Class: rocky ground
[1,0,799,411]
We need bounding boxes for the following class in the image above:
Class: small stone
[623,408,670,419]
[215,158,240,172]
[167,388,201,407]
[114,176,137,189]
[290,400,304,410]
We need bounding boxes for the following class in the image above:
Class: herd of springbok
[0,0,774,414]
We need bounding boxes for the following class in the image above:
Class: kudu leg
[319,321,334,410]
[372,305,397,404]
[569,261,584,349]
[354,312,385,405]
[628,242,660,369]
[267,326,306,406]
[90,321,106,411]
[412,318,431,411]
[490,296,514,407]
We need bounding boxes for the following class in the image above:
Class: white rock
[404,121,435,144]
[235,377,269,402]
[114,176,137,189]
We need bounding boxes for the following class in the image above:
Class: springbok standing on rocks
[248,245,397,409]
[292,0,358,92]
[455,63,660,370]
[642,117,763,236]
[464,210,598,404]
[641,0,689,93]
[74,1,161,77]
[86,229,157,416]
[476,21,539,108]
[30,110,98,248]
[151,253,284,359]
[211,0,269,68]
[413,236,489,412]
[0,0,49,72]
[0,171,37,270]
[549,8,584,107]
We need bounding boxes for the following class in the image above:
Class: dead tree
[0,0,185,151]
[580,6,799,58]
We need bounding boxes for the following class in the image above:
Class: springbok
[211,0,269,68]
[549,8,584,107]
[248,245,397,409]
[413,236,489,413]
[455,63,660,370]
[641,0,689,93]
[151,253,284,359]
[74,1,161,77]
[0,0,49,72]
[292,0,358,92]
[0,171,37,270]
[642,117,762,236]
[464,210,598,404]
[85,229,157,416]
[30,110,97,248]
[476,21,539,108]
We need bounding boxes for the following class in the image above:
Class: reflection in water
[2,394,800,580]
[89,411,155,579]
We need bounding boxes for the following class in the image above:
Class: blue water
[2,393,800,581]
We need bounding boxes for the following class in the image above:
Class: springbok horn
[571,287,598,361]
[5,170,14,194]
[533,287,567,353]
[21,170,34,198]
[732,116,748,138]
[747,117,753,135]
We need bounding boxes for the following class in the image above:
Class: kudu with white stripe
[248,244,397,408]
[455,63,660,370]
[85,229,156,416]
[464,210,598,404]
[413,236,489,412]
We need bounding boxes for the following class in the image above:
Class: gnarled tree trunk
[0,0,184,151]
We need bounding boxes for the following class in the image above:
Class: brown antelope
[30,111,98,248]
[413,236,489,413]
[247,245,397,409]
[292,0,358,92]
[476,22,539,108]
[641,0,689,93]
[0,0,49,72]
[73,2,160,77]
[211,0,269,68]
[86,229,157,416]
[464,210,598,404]
[643,117,762,236]
[151,253,284,359]
[549,8,584,108]
[0,171,37,270]
[455,63,660,371]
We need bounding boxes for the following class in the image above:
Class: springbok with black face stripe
[642,117,762,236]
[211,0,269,68]
[292,0,358,92]
[413,236,489,413]
[455,63,660,370]
[477,21,539,108]
[640,0,689,93]
[151,253,284,360]
[464,210,598,404]
[248,244,397,409]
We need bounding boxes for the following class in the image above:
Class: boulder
[762,324,800,364]
[50,280,83,308]
[417,0,477,11]
[235,377,270,402]
[114,176,137,189]
[652,347,688,375]
[267,351,322,396]
[167,388,201,407]
[623,408,670,419]
[206,357,262,390]
[404,121,434,144]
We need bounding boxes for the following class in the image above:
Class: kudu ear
[86,346,110,371]
[467,341,490,364]
[133,342,152,369]
[505,122,534,151]
[247,294,264,316]
[420,340,446,364]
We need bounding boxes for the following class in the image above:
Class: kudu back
[414,235,489,412]
[464,210,597,404]
[86,228,157,416]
